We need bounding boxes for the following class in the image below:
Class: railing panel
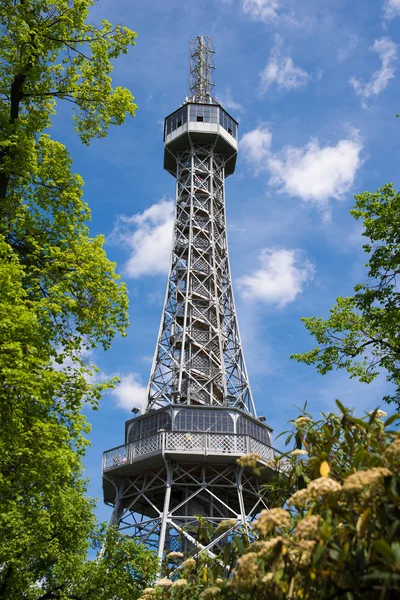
[249,438,274,462]
[103,431,276,471]
[166,432,204,452]
[207,433,245,454]
[103,444,129,469]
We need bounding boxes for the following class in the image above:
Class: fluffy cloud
[240,125,272,165]
[238,248,315,307]
[242,0,280,22]
[260,36,310,93]
[110,373,147,411]
[267,133,363,208]
[383,0,400,20]
[337,34,359,63]
[240,126,363,210]
[110,198,174,278]
[349,38,397,107]
[217,89,244,113]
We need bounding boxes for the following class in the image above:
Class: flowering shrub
[142,404,400,600]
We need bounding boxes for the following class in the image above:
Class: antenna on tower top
[189,36,217,104]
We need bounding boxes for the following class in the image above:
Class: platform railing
[102,431,274,472]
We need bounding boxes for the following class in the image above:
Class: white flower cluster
[237,453,261,468]
[253,508,290,536]
[294,515,322,540]
[342,467,391,493]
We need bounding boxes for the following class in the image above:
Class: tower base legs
[105,460,270,562]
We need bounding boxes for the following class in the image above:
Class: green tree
[0,0,136,365]
[0,1,158,597]
[291,183,400,407]
[0,239,158,598]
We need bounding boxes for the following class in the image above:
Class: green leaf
[335,400,347,415]
[384,413,400,427]
[373,539,396,562]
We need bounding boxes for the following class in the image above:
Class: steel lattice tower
[102,36,275,565]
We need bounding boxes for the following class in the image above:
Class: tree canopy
[0,1,159,597]
[292,183,400,408]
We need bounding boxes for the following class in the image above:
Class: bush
[144,404,400,600]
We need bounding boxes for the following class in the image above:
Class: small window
[177,120,182,127]
[228,128,232,135]
[197,116,203,122]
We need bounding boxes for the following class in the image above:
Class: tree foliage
[0,238,160,598]
[291,183,400,407]
[0,2,158,597]
[0,0,136,367]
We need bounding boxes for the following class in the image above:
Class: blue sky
[52,0,400,522]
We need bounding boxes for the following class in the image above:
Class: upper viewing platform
[165,103,238,140]
[163,36,238,176]
[164,103,238,176]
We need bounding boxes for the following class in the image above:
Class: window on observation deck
[174,409,234,433]
[219,108,237,140]
[127,411,171,442]
[165,104,238,140]
[237,415,271,445]
[189,104,219,125]
[165,105,188,136]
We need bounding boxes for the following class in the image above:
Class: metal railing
[103,431,274,471]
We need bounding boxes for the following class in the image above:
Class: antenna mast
[189,36,216,103]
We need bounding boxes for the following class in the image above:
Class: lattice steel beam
[144,144,255,415]
[106,461,270,562]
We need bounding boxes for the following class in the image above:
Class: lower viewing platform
[102,406,277,505]
[103,430,274,472]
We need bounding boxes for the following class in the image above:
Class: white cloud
[383,0,400,20]
[242,0,280,22]
[260,36,310,93]
[240,126,363,211]
[267,132,364,210]
[337,34,359,63]
[349,37,397,107]
[237,248,315,307]
[217,88,244,113]
[240,125,272,166]
[110,373,147,411]
[110,198,174,278]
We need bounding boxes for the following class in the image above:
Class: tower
[102,36,275,564]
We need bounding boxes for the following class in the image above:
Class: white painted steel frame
[106,461,270,562]
[104,37,271,567]
[143,142,256,416]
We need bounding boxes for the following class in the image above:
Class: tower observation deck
[102,36,276,565]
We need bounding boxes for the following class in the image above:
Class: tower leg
[236,466,249,535]
[158,461,172,562]
[109,481,125,526]
[103,456,275,570]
